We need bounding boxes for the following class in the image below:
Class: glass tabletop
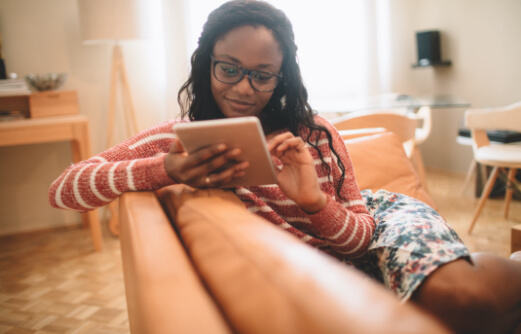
[311,93,471,114]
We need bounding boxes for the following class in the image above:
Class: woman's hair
[177,0,346,197]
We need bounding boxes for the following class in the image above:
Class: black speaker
[0,59,6,80]
[416,30,442,66]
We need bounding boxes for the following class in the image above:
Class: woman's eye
[253,72,273,82]
[220,64,239,76]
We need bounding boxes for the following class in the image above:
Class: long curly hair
[177,0,346,197]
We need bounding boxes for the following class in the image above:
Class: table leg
[108,199,120,236]
[72,120,104,251]
[83,211,103,251]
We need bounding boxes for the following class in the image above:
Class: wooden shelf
[412,60,452,68]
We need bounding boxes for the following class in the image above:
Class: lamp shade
[77,0,150,43]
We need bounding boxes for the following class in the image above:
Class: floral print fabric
[347,189,470,300]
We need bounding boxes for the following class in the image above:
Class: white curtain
[155,0,392,119]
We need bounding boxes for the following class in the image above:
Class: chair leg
[468,166,500,234]
[461,160,477,195]
[504,168,517,219]
[479,164,488,193]
[411,147,429,193]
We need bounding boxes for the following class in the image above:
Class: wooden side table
[513,224,521,253]
[0,114,103,251]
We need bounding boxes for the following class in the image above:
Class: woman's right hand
[164,139,249,188]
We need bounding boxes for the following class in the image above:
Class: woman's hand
[164,138,249,188]
[267,132,327,213]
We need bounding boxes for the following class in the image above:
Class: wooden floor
[426,167,520,259]
[0,168,519,333]
[0,226,128,333]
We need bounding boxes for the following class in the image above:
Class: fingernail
[217,144,226,150]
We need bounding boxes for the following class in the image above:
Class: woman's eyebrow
[213,54,240,64]
[214,54,277,71]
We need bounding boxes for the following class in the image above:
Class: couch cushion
[345,132,436,208]
[161,188,449,334]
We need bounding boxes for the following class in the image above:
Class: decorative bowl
[25,73,68,91]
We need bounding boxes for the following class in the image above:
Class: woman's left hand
[267,132,327,213]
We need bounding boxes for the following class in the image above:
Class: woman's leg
[411,253,521,333]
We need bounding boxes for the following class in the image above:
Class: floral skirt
[347,189,470,301]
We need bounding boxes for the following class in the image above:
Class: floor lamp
[78,0,148,236]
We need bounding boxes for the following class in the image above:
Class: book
[0,78,31,96]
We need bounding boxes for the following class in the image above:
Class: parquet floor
[0,226,129,333]
[0,168,519,333]
[426,167,520,259]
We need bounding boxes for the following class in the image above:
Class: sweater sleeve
[48,120,179,212]
[302,116,376,258]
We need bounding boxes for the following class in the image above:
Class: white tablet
[173,117,277,187]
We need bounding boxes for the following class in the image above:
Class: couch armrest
[158,187,450,334]
[346,132,436,208]
[119,190,231,334]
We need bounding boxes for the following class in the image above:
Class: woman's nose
[233,75,254,95]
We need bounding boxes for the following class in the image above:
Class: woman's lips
[226,98,254,111]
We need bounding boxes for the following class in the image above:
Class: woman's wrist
[299,192,328,214]
[163,154,180,183]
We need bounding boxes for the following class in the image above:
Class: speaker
[416,30,441,66]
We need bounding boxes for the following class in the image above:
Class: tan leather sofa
[119,132,450,333]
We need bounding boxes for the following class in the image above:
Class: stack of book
[0,78,31,96]
[0,78,32,121]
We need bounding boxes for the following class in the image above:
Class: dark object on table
[458,128,521,144]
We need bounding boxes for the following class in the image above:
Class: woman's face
[211,25,283,118]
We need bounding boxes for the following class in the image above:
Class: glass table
[311,93,471,114]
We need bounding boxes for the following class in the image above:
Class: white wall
[387,0,521,172]
[0,0,176,235]
[0,0,520,234]
[1,0,87,234]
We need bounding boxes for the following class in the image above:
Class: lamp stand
[106,43,139,236]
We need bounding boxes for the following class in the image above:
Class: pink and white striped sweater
[49,116,375,259]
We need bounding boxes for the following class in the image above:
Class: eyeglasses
[211,56,282,92]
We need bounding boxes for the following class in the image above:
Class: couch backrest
[345,131,436,208]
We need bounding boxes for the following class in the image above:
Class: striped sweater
[49,116,375,259]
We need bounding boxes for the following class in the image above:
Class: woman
[50,1,521,332]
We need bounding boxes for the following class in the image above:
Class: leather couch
[118,131,449,333]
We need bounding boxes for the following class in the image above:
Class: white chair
[330,110,429,193]
[411,106,432,146]
[465,101,521,233]
[457,133,507,195]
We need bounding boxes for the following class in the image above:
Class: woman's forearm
[48,155,173,212]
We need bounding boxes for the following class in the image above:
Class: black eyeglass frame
[210,56,283,92]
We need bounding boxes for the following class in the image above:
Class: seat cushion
[475,144,521,167]
[345,132,436,208]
